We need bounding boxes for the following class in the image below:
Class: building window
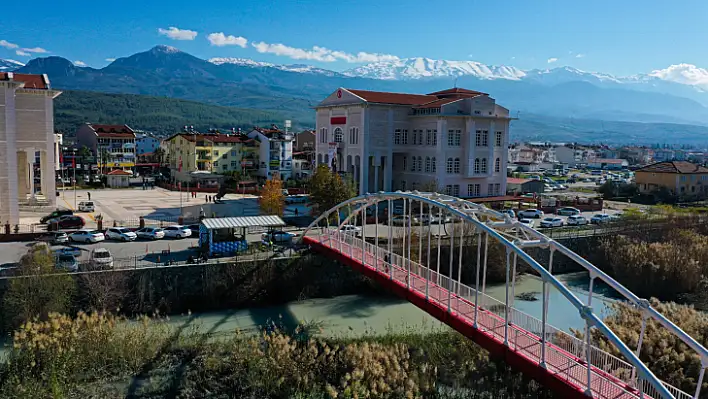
[488,183,494,196]
[431,157,437,173]
[494,183,501,195]
[445,185,452,196]
[448,130,461,146]
[402,129,409,145]
[453,158,460,174]
[231,161,237,168]
[475,130,483,146]
[412,130,417,146]
[334,128,343,143]
[495,131,503,147]
[474,158,480,174]
[214,150,219,156]
[468,184,480,197]
[446,185,460,197]
[494,158,501,173]
[482,131,489,146]
[400,180,406,191]
[349,127,359,144]
[426,130,432,145]
[481,158,487,173]
[425,157,431,173]
[446,158,454,174]
[402,156,407,171]
[681,175,687,182]
[320,128,328,143]
[410,157,417,172]
[417,156,423,172]
[447,130,454,146]
[432,130,437,146]
[394,129,402,145]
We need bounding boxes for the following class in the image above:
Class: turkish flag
[72,156,76,169]
[178,156,183,172]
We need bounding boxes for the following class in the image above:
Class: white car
[540,217,564,228]
[261,230,296,244]
[567,215,589,226]
[69,229,105,243]
[590,214,612,224]
[517,209,544,219]
[136,227,165,240]
[518,218,534,228]
[77,201,95,212]
[105,227,137,241]
[163,225,192,239]
[90,248,114,269]
[339,225,362,236]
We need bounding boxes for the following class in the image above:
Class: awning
[201,215,286,230]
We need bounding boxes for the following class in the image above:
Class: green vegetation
[0,312,553,398]
[308,165,357,217]
[54,90,295,135]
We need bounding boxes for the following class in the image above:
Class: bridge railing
[318,228,691,399]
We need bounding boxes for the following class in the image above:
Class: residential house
[76,123,136,171]
[247,125,294,181]
[506,178,545,195]
[587,158,629,170]
[314,87,512,197]
[635,161,708,198]
[136,133,161,155]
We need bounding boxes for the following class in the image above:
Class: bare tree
[80,271,129,311]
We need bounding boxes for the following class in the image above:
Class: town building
[163,131,256,182]
[506,178,545,195]
[247,125,294,181]
[653,149,675,162]
[314,88,512,197]
[0,73,61,223]
[635,161,708,198]
[76,123,136,171]
[136,133,161,155]
[587,158,629,170]
[292,158,313,179]
[294,130,315,153]
[105,169,131,188]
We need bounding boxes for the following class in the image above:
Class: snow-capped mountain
[208,57,341,77]
[343,57,527,81]
[0,59,25,71]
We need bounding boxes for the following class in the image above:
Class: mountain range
[5,45,708,144]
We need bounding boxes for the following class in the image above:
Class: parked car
[518,218,534,228]
[390,215,420,226]
[38,231,69,244]
[540,217,564,228]
[163,225,192,239]
[55,253,79,272]
[47,215,85,231]
[590,214,612,224]
[556,207,581,216]
[53,246,83,257]
[339,225,362,237]
[135,227,165,240]
[105,227,137,241]
[501,209,516,219]
[77,201,95,212]
[517,209,544,219]
[419,214,439,225]
[40,208,73,224]
[90,248,114,269]
[69,229,105,243]
[567,215,589,226]
[261,230,296,244]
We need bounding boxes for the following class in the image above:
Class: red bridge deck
[304,233,662,399]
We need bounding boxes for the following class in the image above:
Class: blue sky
[1,0,707,75]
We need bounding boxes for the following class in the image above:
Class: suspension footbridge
[300,191,707,399]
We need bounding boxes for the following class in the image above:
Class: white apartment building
[315,88,512,198]
[247,126,294,181]
[0,73,61,223]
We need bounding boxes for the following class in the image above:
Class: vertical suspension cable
[361,203,367,265]
[457,220,463,295]
[418,201,423,268]
[695,364,706,399]
[631,311,649,387]
[375,201,379,272]
[447,213,455,313]
[348,205,353,258]
[401,198,407,287]
[436,206,442,286]
[426,203,432,301]
[481,233,489,305]
[387,198,393,280]
[406,198,412,289]
[585,276,595,396]
[541,249,554,368]
[510,253,518,319]
[336,209,342,251]
[474,231,482,327]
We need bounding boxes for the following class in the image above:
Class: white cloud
[575,53,586,58]
[22,47,48,53]
[251,41,399,63]
[105,58,116,62]
[207,32,247,47]
[15,50,30,56]
[510,56,516,60]
[74,60,87,67]
[547,57,558,64]
[0,39,18,49]
[649,63,708,90]
[158,27,198,41]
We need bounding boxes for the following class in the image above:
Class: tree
[309,165,356,217]
[260,179,285,216]
[2,243,77,330]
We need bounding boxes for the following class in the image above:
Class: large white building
[0,73,61,224]
[315,88,512,198]
[247,125,294,181]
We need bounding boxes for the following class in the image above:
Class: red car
[47,215,85,231]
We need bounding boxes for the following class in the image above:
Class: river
[163,271,619,339]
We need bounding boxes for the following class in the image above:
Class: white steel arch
[301,191,708,399]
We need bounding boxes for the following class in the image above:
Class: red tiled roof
[347,89,438,105]
[507,178,532,184]
[90,124,134,134]
[176,133,247,144]
[106,169,131,176]
[427,88,488,97]
[637,161,708,174]
[97,132,134,138]
[0,73,48,89]
[590,158,626,164]
[414,97,465,109]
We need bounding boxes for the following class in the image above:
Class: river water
[164,271,619,339]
